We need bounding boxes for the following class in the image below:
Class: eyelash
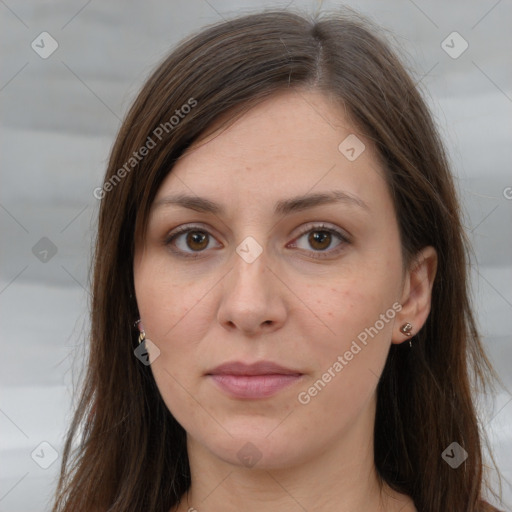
[164,223,350,260]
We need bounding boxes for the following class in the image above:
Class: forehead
[153,89,388,215]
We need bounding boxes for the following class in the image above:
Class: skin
[133,89,437,512]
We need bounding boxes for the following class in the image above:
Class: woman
[52,8,506,512]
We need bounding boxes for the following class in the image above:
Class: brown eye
[165,225,221,258]
[289,223,350,260]
[185,231,209,251]
[308,231,332,251]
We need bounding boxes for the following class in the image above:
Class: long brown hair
[51,8,506,512]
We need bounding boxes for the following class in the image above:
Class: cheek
[133,254,220,410]
[307,267,400,356]
[296,261,401,404]
[133,264,208,426]
[134,252,215,346]
[294,288,394,432]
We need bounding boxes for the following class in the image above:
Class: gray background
[0,0,511,510]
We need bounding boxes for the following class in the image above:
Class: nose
[216,245,287,336]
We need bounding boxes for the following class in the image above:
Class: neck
[175,397,413,512]
[185,450,386,512]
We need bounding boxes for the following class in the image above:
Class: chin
[199,427,309,471]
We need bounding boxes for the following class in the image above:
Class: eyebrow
[152,190,369,216]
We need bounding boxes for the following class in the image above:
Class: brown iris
[308,231,331,251]
[186,231,209,251]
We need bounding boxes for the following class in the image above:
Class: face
[133,89,411,470]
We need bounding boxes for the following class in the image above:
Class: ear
[392,246,438,345]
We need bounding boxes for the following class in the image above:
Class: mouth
[206,361,304,399]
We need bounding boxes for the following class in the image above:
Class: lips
[206,361,303,399]
[207,361,301,376]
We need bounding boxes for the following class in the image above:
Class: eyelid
[291,221,351,244]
